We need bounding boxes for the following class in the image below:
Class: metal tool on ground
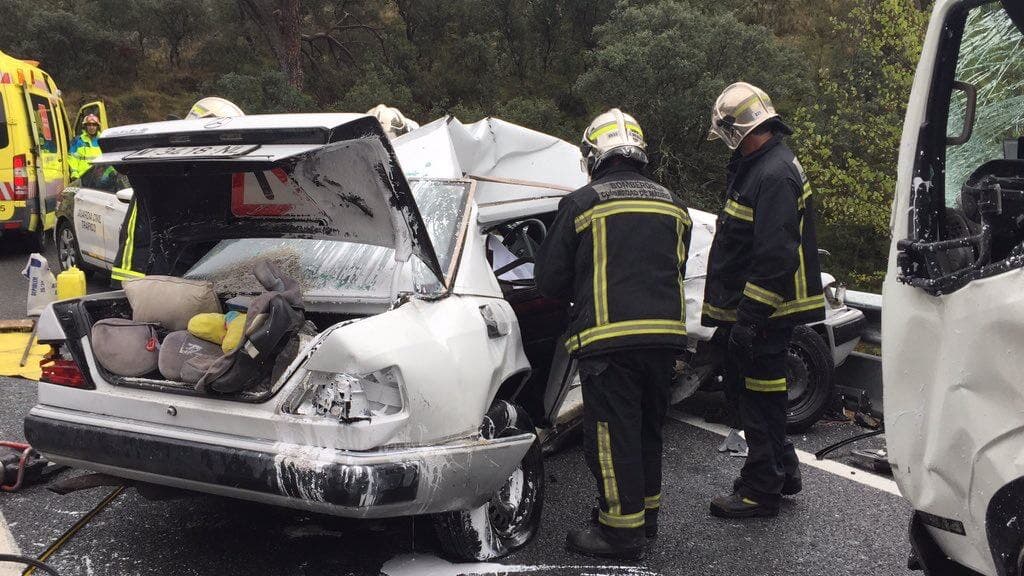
[0,442,63,492]
[0,555,59,576]
[21,486,125,576]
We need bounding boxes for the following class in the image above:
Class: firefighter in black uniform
[702,82,825,518]
[536,109,691,559]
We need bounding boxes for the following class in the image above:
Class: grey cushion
[159,331,223,382]
[124,276,221,331]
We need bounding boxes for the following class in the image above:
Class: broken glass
[946,4,1024,205]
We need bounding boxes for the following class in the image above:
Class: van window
[0,93,8,149]
[898,1,1024,294]
[29,94,58,154]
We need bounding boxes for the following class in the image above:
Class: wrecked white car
[24,113,863,562]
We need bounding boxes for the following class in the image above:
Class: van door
[73,101,108,136]
[23,90,62,234]
[883,2,1024,574]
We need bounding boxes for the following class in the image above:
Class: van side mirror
[947,81,977,146]
[115,188,133,203]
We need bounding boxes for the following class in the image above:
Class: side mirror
[115,188,133,203]
[947,81,977,146]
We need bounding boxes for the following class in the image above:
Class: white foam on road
[380,553,662,576]
[0,510,22,576]
[667,410,902,497]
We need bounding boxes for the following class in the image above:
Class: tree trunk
[278,0,303,89]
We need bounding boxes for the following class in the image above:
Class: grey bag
[159,331,222,382]
[91,318,160,377]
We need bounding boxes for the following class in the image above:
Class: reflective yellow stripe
[593,218,608,326]
[28,213,39,231]
[588,121,644,142]
[14,200,26,208]
[796,216,807,299]
[702,303,737,322]
[771,295,825,317]
[745,377,787,392]
[733,93,764,117]
[677,219,687,322]
[575,200,690,233]
[798,183,812,210]
[110,267,145,281]
[44,211,55,230]
[724,199,753,222]
[121,202,138,271]
[599,509,645,529]
[644,493,661,510]
[743,282,784,308]
[566,319,687,352]
[597,421,620,516]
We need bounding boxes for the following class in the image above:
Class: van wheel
[433,402,544,561]
[785,325,835,433]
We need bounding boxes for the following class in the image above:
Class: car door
[24,91,63,234]
[73,166,114,267]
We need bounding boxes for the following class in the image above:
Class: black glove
[728,321,758,365]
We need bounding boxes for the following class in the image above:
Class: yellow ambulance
[0,50,106,249]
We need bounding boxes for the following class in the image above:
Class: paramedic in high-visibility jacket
[702,82,825,519]
[68,114,101,180]
[535,108,691,561]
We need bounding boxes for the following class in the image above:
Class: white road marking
[0,510,23,576]
[668,410,902,497]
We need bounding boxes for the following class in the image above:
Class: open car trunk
[69,114,453,401]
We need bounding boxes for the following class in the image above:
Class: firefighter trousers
[724,325,799,507]
[111,198,150,283]
[578,348,675,535]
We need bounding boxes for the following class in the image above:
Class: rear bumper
[25,406,534,518]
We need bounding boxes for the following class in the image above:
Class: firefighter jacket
[535,163,692,357]
[111,196,150,283]
[701,134,825,330]
[68,132,100,180]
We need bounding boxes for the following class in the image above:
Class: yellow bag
[188,313,227,345]
[222,313,247,354]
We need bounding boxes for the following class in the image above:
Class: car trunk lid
[96,114,445,282]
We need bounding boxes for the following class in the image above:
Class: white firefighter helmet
[707,82,791,149]
[367,104,419,139]
[185,97,245,120]
[580,108,647,174]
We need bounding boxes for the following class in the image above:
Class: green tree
[575,0,812,211]
[790,0,927,289]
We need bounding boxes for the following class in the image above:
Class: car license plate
[125,144,259,160]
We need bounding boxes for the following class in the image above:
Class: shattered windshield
[184,178,472,299]
[946,3,1024,204]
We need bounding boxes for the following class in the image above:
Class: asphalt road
[0,242,914,576]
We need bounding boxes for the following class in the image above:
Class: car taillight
[40,357,90,389]
[13,154,28,200]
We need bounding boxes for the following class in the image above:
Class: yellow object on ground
[222,313,247,353]
[188,312,227,345]
[56,267,87,300]
[0,332,49,381]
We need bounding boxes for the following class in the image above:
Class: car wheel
[785,325,835,433]
[433,401,544,561]
[56,221,91,276]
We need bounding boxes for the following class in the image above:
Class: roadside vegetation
[0,0,928,289]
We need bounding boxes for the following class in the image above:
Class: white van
[884,1,1024,575]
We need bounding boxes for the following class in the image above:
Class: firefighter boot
[732,475,802,496]
[709,492,779,518]
[590,507,659,538]
[566,525,644,560]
